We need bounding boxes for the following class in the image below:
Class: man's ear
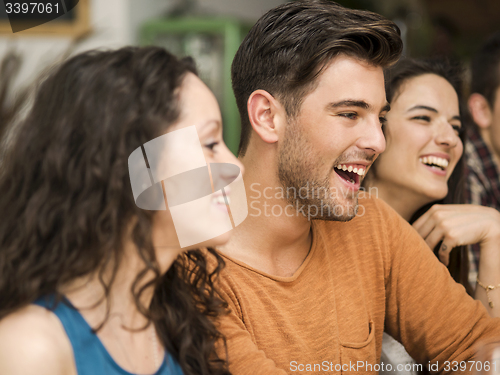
[247,90,283,144]
[468,93,493,129]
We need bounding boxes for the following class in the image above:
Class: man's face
[278,55,388,221]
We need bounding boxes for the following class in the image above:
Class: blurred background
[0,0,498,154]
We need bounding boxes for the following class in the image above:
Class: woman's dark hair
[0,46,230,375]
[232,0,403,156]
[377,57,472,294]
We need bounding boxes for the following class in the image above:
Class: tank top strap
[34,295,184,375]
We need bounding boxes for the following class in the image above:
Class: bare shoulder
[0,305,76,375]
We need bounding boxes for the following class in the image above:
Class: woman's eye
[339,113,357,120]
[411,115,431,122]
[205,142,219,151]
[452,125,462,133]
[379,117,387,126]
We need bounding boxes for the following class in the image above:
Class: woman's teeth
[335,164,366,176]
[419,156,449,170]
[213,195,229,205]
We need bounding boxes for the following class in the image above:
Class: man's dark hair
[232,0,403,156]
[470,31,500,107]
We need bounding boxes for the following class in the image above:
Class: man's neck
[219,153,313,277]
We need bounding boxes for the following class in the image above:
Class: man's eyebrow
[326,100,370,110]
[407,105,438,113]
[326,100,390,113]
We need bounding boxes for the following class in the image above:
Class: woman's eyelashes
[204,141,219,151]
[451,124,462,134]
[410,115,431,122]
[410,114,462,134]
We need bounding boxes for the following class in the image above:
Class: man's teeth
[212,195,229,205]
[419,156,449,169]
[335,164,365,176]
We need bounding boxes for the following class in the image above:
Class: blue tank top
[34,296,184,375]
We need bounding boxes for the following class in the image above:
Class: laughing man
[212,1,500,374]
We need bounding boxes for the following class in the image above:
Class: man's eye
[339,113,357,120]
[205,142,219,151]
[379,117,387,125]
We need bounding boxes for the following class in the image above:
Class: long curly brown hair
[0,46,230,375]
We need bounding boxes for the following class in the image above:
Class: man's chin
[322,208,358,222]
[311,197,359,222]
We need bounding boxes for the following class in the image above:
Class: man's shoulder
[357,193,397,215]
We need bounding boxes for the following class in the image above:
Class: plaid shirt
[465,126,500,287]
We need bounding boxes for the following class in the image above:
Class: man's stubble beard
[277,118,358,222]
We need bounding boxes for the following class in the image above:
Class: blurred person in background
[465,31,500,288]
[0,46,240,375]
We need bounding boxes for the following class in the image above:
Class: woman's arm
[412,204,500,317]
[0,305,75,375]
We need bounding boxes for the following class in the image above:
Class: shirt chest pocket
[339,319,377,374]
[334,268,378,373]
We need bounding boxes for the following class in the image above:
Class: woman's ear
[247,90,282,145]
[468,93,493,129]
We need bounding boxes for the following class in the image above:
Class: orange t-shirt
[214,197,500,374]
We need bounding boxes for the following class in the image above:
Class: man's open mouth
[334,164,366,185]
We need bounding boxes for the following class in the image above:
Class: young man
[214,1,500,374]
[465,32,500,284]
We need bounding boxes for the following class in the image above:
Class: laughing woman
[0,47,241,375]
[364,58,500,375]
[365,58,500,315]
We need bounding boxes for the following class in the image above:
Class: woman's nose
[435,121,459,148]
[210,145,244,190]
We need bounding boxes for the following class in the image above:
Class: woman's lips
[211,190,230,213]
[419,156,448,177]
[420,162,447,176]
